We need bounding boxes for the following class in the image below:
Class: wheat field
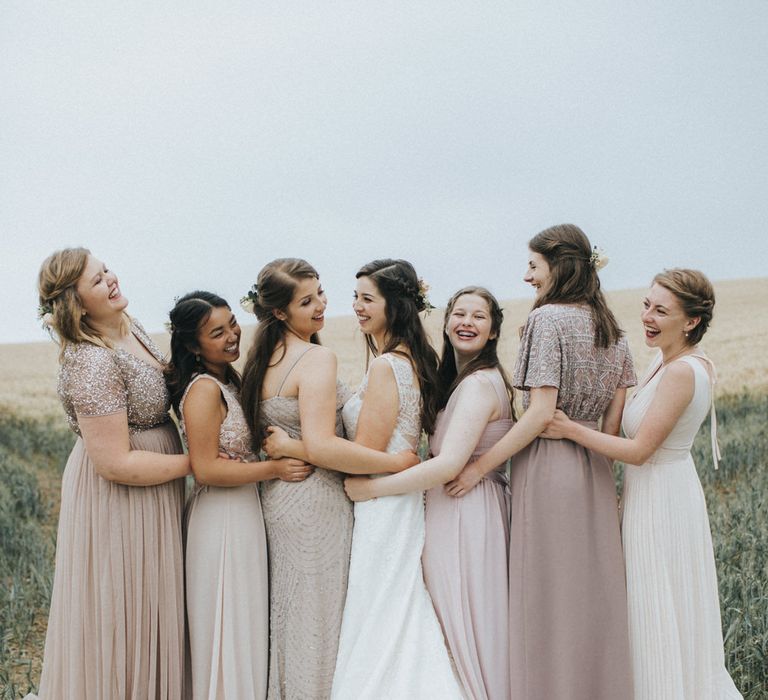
[2,277,766,418]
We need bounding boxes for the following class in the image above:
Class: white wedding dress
[331,353,464,700]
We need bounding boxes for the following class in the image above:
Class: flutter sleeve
[513,309,562,391]
[618,338,637,388]
[62,343,127,417]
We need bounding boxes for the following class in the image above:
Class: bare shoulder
[659,360,695,394]
[367,355,397,382]
[183,376,224,412]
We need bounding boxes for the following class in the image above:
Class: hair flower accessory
[417,278,436,314]
[589,246,609,271]
[37,302,54,329]
[240,284,258,314]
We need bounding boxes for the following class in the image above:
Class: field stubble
[0,278,766,696]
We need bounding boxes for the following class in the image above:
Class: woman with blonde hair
[29,248,189,699]
[544,269,742,699]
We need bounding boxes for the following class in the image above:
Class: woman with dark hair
[263,259,462,699]
[29,249,189,699]
[543,269,741,699]
[165,291,309,700]
[239,259,417,700]
[344,285,514,700]
[328,259,462,699]
[447,224,636,700]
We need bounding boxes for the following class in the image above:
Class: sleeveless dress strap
[276,346,316,397]
[179,372,228,419]
[682,352,721,470]
[487,370,512,421]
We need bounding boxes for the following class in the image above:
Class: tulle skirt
[30,423,186,700]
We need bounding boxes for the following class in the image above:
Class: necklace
[661,346,693,366]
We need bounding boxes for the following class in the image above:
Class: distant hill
[2,278,766,419]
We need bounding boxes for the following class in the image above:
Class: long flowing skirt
[260,468,353,700]
[422,475,510,700]
[185,483,269,699]
[623,455,742,699]
[509,436,632,700]
[33,423,186,700]
[331,490,464,700]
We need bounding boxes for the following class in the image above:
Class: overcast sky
[2,0,766,344]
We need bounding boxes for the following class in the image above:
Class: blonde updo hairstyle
[37,247,127,358]
[652,268,715,346]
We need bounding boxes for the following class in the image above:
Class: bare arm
[444,385,558,497]
[297,349,416,474]
[544,363,694,465]
[79,412,190,485]
[183,378,312,486]
[345,375,497,501]
[600,387,627,436]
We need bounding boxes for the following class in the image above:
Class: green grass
[0,410,73,699]
[0,395,766,697]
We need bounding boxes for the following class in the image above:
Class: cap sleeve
[513,309,562,391]
[61,343,127,417]
[619,339,637,388]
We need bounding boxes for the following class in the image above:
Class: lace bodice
[178,374,256,461]
[342,353,422,453]
[57,319,171,436]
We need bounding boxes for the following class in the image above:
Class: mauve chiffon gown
[509,304,636,700]
[422,367,513,700]
[29,320,186,700]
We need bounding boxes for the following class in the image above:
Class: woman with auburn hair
[29,248,189,699]
[263,259,463,699]
[239,258,418,700]
[165,291,309,700]
[447,224,635,699]
[344,285,514,700]
[544,269,742,699]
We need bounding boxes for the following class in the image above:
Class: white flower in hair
[590,246,609,271]
[240,284,258,314]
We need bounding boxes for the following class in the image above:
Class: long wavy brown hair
[529,223,622,348]
[239,258,321,447]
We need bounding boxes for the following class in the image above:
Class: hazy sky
[2,0,767,344]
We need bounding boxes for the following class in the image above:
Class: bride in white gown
[332,259,462,699]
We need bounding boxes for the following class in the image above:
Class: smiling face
[641,282,699,351]
[74,255,128,322]
[276,276,327,340]
[523,250,552,299]
[446,293,495,362]
[196,305,241,375]
[352,275,388,342]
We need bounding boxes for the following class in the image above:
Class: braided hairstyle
[529,223,622,348]
[164,291,240,414]
[652,269,715,346]
[240,258,321,447]
[437,286,515,419]
[356,259,441,434]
